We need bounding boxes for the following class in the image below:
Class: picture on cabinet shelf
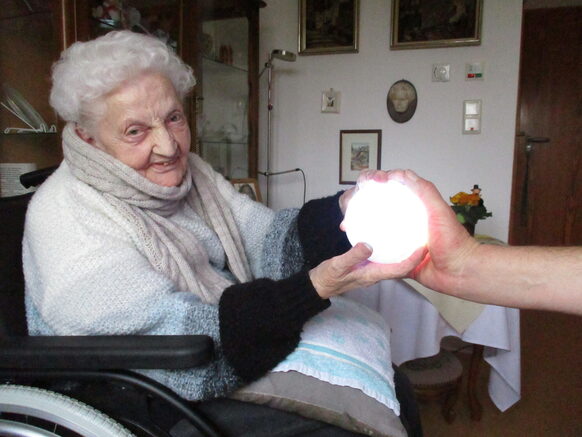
[91,0,179,51]
[390,0,482,50]
[232,178,262,203]
[299,0,359,55]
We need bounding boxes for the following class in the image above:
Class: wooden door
[509,7,582,246]
[512,9,582,430]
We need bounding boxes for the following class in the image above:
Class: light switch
[463,99,481,134]
[465,62,484,80]
[465,101,480,115]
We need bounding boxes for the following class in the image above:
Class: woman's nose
[152,127,177,156]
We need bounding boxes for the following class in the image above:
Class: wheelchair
[1,167,422,437]
[0,166,221,437]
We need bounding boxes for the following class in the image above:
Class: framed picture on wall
[298,0,360,55]
[390,0,483,50]
[339,130,382,185]
[232,178,262,203]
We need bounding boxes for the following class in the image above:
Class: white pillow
[231,297,405,436]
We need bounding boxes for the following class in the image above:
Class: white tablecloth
[346,279,521,412]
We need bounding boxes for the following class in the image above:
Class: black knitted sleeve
[297,191,352,269]
[218,270,330,382]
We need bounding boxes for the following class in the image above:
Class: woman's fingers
[356,169,391,185]
[364,244,428,281]
[338,242,373,270]
[309,243,372,299]
[309,242,428,299]
[339,187,355,215]
[341,169,395,218]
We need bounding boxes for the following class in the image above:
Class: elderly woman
[24,31,422,435]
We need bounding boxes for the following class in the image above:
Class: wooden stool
[399,350,463,423]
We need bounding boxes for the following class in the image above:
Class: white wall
[258,0,522,241]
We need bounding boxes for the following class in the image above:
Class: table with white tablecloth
[346,279,521,412]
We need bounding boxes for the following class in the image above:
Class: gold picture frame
[390,0,483,50]
[339,130,382,185]
[298,0,360,55]
[232,178,262,203]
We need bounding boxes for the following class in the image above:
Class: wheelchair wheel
[0,385,135,437]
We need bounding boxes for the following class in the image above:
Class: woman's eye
[169,113,184,123]
[126,127,143,137]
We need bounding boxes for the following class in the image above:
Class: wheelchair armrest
[19,165,59,188]
[0,335,213,369]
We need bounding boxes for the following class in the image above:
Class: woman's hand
[339,169,392,215]
[385,170,480,293]
[309,242,426,299]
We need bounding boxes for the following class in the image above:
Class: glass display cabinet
[0,1,63,196]
[0,0,262,196]
[195,1,262,179]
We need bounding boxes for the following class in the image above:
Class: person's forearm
[297,191,351,269]
[218,271,330,382]
[451,244,582,314]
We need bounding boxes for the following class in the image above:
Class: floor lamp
[259,49,297,206]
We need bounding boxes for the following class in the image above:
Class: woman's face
[82,72,190,187]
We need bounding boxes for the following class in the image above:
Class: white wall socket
[432,64,450,82]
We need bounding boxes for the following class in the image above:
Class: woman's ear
[75,125,95,145]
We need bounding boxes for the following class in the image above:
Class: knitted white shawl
[62,123,252,304]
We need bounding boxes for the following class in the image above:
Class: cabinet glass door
[0,0,62,196]
[197,14,250,179]
[87,0,181,51]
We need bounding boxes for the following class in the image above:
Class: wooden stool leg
[442,384,460,423]
[467,344,484,421]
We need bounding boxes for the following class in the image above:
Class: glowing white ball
[344,180,428,264]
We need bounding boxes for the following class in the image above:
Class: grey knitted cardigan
[23,161,347,401]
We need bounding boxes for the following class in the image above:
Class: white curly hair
[50,30,196,132]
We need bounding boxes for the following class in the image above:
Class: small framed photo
[339,130,382,185]
[321,88,341,113]
[232,178,262,203]
[299,0,360,55]
[390,0,483,50]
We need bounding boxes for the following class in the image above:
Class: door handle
[525,136,550,153]
[521,136,551,225]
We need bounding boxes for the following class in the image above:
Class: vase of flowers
[450,184,492,236]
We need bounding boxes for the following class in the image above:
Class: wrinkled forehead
[82,73,181,132]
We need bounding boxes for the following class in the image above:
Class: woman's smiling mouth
[151,156,180,172]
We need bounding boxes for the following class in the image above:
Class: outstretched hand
[313,168,481,300]
[309,242,427,299]
[332,169,582,315]
[385,170,480,293]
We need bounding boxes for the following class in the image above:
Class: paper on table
[0,163,37,197]
[401,235,508,333]
[401,278,485,333]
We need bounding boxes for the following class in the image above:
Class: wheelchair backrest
[0,193,33,336]
[0,166,57,337]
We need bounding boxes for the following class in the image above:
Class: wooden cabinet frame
[46,0,262,178]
